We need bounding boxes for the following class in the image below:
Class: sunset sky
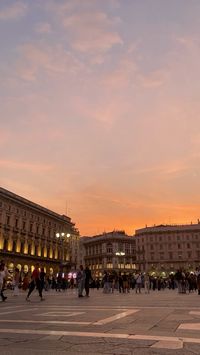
[1,0,200,236]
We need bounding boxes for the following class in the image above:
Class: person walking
[22,273,29,291]
[197,268,200,295]
[40,267,46,292]
[118,272,124,293]
[13,267,20,296]
[135,273,142,294]
[0,263,7,301]
[103,271,110,293]
[144,273,150,294]
[76,265,85,297]
[26,263,44,301]
[84,266,92,297]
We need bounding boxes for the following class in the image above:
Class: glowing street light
[56,232,71,239]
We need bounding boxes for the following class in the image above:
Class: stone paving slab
[1,289,200,354]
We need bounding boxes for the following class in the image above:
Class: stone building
[81,230,136,278]
[0,187,79,277]
[135,223,200,275]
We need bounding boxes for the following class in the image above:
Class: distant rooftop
[135,221,200,234]
[0,186,73,225]
[81,230,134,243]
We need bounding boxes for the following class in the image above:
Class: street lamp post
[56,232,71,268]
[115,251,125,270]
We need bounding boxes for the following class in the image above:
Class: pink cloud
[0,160,54,172]
[0,1,27,20]
[16,43,83,81]
[62,11,123,53]
[35,22,52,34]
[139,69,168,88]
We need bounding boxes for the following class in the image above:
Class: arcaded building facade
[135,223,200,274]
[0,187,79,276]
[82,231,136,278]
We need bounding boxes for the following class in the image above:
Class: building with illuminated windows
[135,223,200,275]
[81,231,136,278]
[0,187,79,276]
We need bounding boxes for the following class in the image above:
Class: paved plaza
[1,288,200,354]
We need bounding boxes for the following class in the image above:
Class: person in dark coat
[84,266,92,297]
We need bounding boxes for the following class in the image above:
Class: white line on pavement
[93,310,139,325]
[0,328,200,347]
[0,319,90,325]
[189,311,200,316]
[0,306,22,310]
[37,311,85,317]
[150,340,183,349]
[0,308,38,316]
[178,323,200,331]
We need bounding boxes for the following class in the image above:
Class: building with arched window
[80,230,136,278]
[0,187,79,277]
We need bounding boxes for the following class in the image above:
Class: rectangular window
[150,253,154,260]
[160,253,164,260]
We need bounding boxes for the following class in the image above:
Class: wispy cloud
[0,160,54,172]
[0,1,27,21]
[63,11,123,53]
[16,43,83,81]
[35,22,52,34]
[139,69,168,88]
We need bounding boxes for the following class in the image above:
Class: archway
[23,265,29,273]
[8,262,14,272]
[16,264,22,272]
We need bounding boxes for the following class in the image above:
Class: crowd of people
[1,259,200,302]
[101,269,200,294]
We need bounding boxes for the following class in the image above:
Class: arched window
[8,263,14,272]
[17,264,22,272]
[23,265,28,273]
